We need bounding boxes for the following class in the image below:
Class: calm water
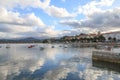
[0,44,120,80]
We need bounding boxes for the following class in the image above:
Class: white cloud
[0,0,74,19]
[0,0,75,38]
[0,0,50,9]
[62,0,66,2]
[0,7,45,27]
[60,8,120,33]
[0,0,119,38]
[45,5,76,18]
[78,0,115,16]
[44,27,59,37]
[0,6,61,38]
[99,0,115,7]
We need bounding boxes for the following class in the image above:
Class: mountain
[0,37,42,43]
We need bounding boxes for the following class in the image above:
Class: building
[102,31,120,41]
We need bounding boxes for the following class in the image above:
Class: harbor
[0,43,120,80]
[1,0,120,80]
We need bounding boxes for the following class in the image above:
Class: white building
[102,31,120,41]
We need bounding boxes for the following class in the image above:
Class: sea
[0,43,120,80]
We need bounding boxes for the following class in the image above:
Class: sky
[0,0,120,39]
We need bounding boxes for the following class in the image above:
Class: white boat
[40,47,44,50]
[6,44,10,49]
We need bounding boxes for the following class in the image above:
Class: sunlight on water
[0,44,120,80]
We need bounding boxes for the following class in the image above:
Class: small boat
[59,45,62,47]
[6,45,10,49]
[28,45,35,48]
[51,46,54,48]
[6,46,10,48]
[64,45,67,48]
[40,47,44,50]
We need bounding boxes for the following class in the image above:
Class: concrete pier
[70,43,120,48]
[92,50,120,64]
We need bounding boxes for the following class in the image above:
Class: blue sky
[0,0,120,38]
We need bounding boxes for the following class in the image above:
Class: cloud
[0,0,119,38]
[60,8,120,32]
[0,0,50,9]
[15,27,59,38]
[78,0,115,16]
[0,0,75,38]
[0,0,74,19]
[45,5,76,18]
[0,7,61,38]
[60,20,81,27]
[0,7,45,27]
[62,0,66,2]
[99,0,115,6]
[0,25,13,33]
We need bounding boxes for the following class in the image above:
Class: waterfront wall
[92,50,120,64]
[68,43,120,48]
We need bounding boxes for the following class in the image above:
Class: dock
[69,43,120,48]
[92,50,120,64]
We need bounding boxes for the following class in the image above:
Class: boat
[40,47,44,50]
[6,44,10,49]
[51,46,54,48]
[28,45,35,48]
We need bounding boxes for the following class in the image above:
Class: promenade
[68,42,120,47]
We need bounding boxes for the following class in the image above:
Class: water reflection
[0,44,120,80]
[92,59,120,73]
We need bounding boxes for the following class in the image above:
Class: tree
[98,35,106,42]
[108,37,112,42]
[113,37,117,42]
[42,39,49,43]
[93,36,98,42]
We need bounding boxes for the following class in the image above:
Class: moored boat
[40,47,44,50]
[28,45,35,48]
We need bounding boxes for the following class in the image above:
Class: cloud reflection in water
[0,44,120,80]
